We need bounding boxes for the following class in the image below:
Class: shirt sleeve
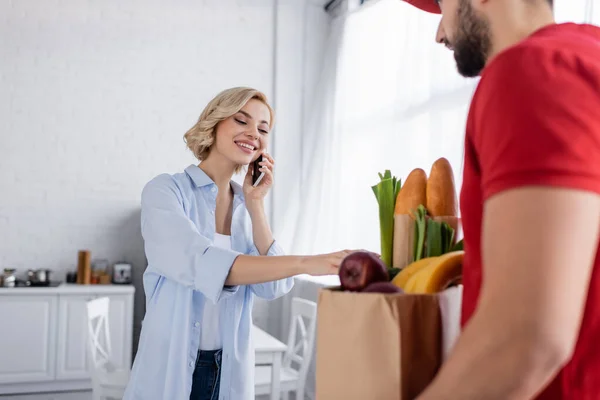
[141,174,243,304]
[248,240,295,300]
[474,46,600,201]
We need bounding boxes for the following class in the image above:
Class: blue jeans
[190,349,222,400]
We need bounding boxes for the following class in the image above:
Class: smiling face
[184,87,275,174]
[212,99,271,166]
[435,0,492,77]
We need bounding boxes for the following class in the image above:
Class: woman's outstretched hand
[301,250,382,276]
[302,250,355,276]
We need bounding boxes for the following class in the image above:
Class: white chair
[86,297,130,400]
[255,298,318,400]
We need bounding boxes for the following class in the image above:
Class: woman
[123,87,354,400]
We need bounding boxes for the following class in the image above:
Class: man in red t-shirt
[402,0,600,398]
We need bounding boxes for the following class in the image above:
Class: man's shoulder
[481,23,600,88]
[466,24,600,143]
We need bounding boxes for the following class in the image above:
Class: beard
[452,0,492,77]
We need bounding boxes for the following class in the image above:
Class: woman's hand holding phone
[243,152,275,211]
[252,155,266,187]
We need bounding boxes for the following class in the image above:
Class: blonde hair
[184,87,275,173]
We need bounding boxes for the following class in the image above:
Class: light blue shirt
[123,165,294,400]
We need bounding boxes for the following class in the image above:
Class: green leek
[451,238,464,252]
[372,170,401,267]
[412,205,427,261]
[425,219,456,258]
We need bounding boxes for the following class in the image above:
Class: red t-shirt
[461,23,600,399]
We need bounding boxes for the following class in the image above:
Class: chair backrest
[282,298,318,384]
[86,297,112,369]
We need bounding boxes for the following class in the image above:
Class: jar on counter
[2,268,17,288]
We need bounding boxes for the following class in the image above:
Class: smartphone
[252,155,265,187]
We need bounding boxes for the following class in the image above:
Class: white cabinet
[56,295,93,380]
[107,295,133,370]
[0,295,57,384]
[0,284,134,395]
[55,293,133,381]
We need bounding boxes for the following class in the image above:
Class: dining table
[253,325,288,400]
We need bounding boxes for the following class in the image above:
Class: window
[291,0,599,281]
[305,0,475,256]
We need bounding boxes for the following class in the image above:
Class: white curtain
[288,0,599,266]
[290,0,474,262]
[555,0,597,23]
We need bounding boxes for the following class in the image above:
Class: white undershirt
[199,232,231,350]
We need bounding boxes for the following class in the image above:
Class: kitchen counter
[0,282,135,395]
[0,282,135,295]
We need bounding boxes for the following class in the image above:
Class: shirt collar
[185,164,244,197]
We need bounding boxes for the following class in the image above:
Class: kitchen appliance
[66,271,77,283]
[112,262,132,284]
[27,269,52,286]
[2,268,16,288]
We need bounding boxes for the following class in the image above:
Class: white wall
[0,0,329,356]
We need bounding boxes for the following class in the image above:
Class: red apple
[339,251,389,291]
[362,282,403,294]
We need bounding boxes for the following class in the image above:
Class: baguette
[394,168,427,215]
[426,158,457,217]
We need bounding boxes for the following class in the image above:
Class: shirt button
[211,187,216,193]
[189,361,194,367]
[194,322,200,327]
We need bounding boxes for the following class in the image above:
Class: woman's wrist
[247,199,275,255]
[246,199,265,218]
[298,256,313,275]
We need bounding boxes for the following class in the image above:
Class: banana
[403,270,422,293]
[391,257,438,290]
[404,251,464,294]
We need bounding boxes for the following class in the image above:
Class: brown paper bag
[316,289,443,400]
[393,214,415,269]
[439,286,463,360]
